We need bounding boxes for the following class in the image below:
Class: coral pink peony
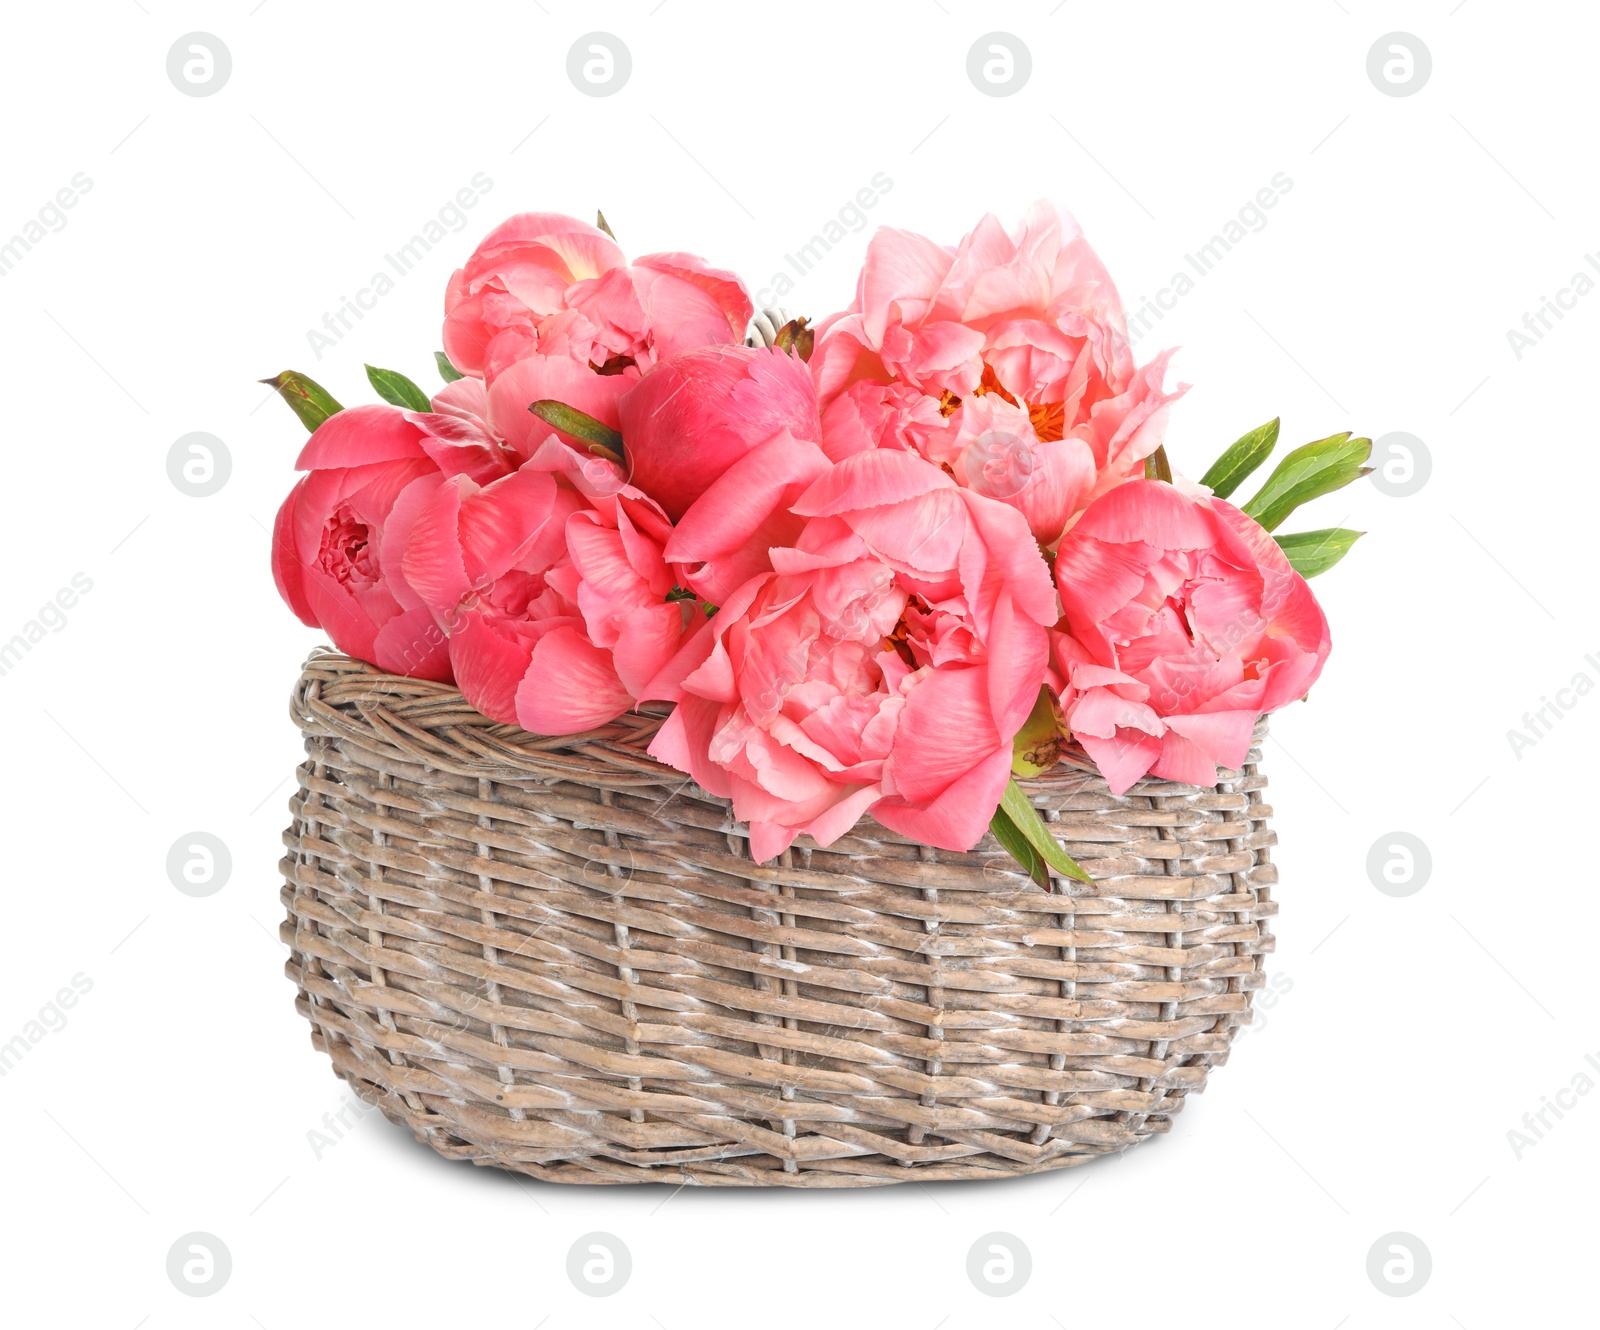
[442,212,752,384]
[393,435,689,735]
[646,447,1057,861]
[1051,480,1331,794]
[617,344,823,522]
[811,201,1183,545]
[271,404,516,680]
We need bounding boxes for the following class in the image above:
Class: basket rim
[291,646,1269,823]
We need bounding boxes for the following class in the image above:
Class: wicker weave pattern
[279,652,1278,1186]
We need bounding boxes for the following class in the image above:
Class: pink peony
[271,404,516,680]
[392,434,688,735]
[1051,480,1331,794]
[442,212,752,384]
[646,444,1057,861]
[811,201,1183,545]
[617,344,823,521]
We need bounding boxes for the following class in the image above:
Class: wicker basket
[279,650,1279,1187]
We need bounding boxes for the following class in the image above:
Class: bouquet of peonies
[268,203,1364,880]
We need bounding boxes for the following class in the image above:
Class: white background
[1,1,1591,1324]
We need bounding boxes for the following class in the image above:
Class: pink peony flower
[271,404,516,680]
[646,446,1057,861]
[811,201,1184,545]
[442,212,752,384]
[392,434,689,735]
[1051,479,1331,794]
[616,344,823,522]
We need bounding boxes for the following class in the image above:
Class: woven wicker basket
[279,650,1278,1187]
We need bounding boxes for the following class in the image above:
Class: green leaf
[259,370,342,432]
[528,399,625,465]
[1143,444,1173,483]
[1012,686,1066,778]
[365,364,432,412]
[435,351,464,383]
[1200,417,1279,499]
[596,209,617,240]
[990,805,1050,889]
[998,780,1093,883]
[1274,527,1364,578]
[1241,432,1373,532]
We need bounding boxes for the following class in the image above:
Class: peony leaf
[365,364,432,412]
[1200,417,1279,498]
[528,399,626,465]
[259,370,342,432]
[998,779,1094,883]
[990,804,1050,889]
[1012,686,1066,777]
[1241,432,1373,532]
[1143,445,1173,483]
[435,350,464,383]
[1273,527,1364,578]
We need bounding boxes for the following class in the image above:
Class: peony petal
[295,404,426,471]
[515,626,632,734]
[449,607,540,725]
[1162,709,1257,773]
[372,606,452,681]
[647,696,732,798]
[793,446,953,517]
[271,484,318,627]
[872,745,1012,852]
[1077,727,1163,796]
[398,476,473,618]
[883,665,999,805]
[487,353,630,461]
